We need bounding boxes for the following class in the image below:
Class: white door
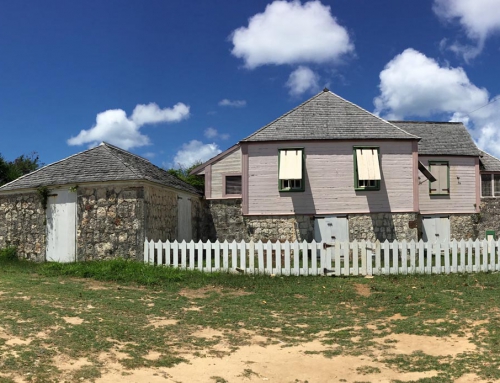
[314,216,349,243]
[46,189,77,262]
[177,194,192,242]
[422,216,450,243]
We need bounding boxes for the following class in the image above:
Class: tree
[0,152,41,186]
[167,162,204,191]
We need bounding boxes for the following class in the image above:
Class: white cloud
[204,127,229,141]
[374,48,500,158]
[218,99,247,107]
[373,48,488,119]
[143,152,156,159]
[131,102,190,125]
[230,0,353,69]
[173,140,221,168]
[433,0,500,60]
[286,66,320,96]
[67,102,190,150]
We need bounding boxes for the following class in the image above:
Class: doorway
[46,189,77,262]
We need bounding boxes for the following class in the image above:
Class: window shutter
[439,164,449,194]
[279,149,302,180]
[356,149,381,180]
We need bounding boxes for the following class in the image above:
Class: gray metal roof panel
[242,90,419,142]
[389,121,480,157]
[0,143,201,195]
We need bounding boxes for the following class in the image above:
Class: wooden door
[46,189,77,262]
[177,194,192,241]
[422,216,450,243]
[314,216,349,243]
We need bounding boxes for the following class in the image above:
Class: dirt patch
[179,286,252,299]
[191,327,224,339]
[354,283,371,297]
[148,317,179,328]
[377,333,476,356]
[387,313,407,321]
[62,316,84,325]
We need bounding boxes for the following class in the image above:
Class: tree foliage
[167,162,204,191]
[0,152,41,186]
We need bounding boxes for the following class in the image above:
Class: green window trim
[278,148,305,192]
[428,160,450,196]
[353,146,381,191]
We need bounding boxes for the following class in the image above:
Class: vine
[37,186,50,210]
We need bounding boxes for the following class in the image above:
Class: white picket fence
[143,238,500,276]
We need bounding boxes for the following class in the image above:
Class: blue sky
[1,0,500,168]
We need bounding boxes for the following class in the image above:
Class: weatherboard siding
[210,148,242,199]
[246,141,415,215]
[419,156,477,214]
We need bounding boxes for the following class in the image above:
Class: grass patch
[1,257,500,381]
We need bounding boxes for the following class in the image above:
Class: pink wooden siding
[210,148,242,199]
[247,140,415,215]
[419,156,477,214]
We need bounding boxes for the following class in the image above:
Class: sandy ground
[1,326,493,383]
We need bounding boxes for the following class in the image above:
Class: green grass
[1,256,500,382]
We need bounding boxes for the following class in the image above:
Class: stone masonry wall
[143,185,177,242]
[77,185,144,261]
[349,213,418,242]
[450,214,479,240]
[0,192,46,261]
[476,199,500,239]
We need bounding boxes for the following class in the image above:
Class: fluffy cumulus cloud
[204,127,229,140]
[433,0,500,60]
[230,0,353,69]
[374,48,488,119]
[218,99,247,107]
[67,102,190,150]
[286,66,320,96]
[172,140,221,168]
[374,48,500,157]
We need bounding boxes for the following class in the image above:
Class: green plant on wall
[69,185,78,193]
[37,186,50,210]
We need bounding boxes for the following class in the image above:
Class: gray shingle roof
[479,150,500,172]
[0,143,201,194]
[389,121,481,157]
[242,89,419,142]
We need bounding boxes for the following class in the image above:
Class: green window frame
[353,146,381,191]
[278,148,305,192]
[428,161,450,196]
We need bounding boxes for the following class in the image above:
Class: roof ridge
[390,120,464,125]
[241,91,327,142]
[101,143,147,180]
[0,145,103,190]
[327,92,419,139]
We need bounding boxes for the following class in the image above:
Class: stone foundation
[0,192,46,261]
[450,214,479,240]
[475,199,500,239]
[349,213,418,242]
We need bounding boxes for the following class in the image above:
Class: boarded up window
[355,148,381,181]
[429,162,449,195]
[225,175,242,195]
[482,174,492,197]
[279,149,302,180]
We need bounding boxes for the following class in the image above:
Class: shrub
[0,246,18,262]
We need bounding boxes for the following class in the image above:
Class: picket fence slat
[143,238,500,277]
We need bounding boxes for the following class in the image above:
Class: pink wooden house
[192,89,497,243]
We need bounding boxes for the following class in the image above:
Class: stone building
[0,143,203,262]
[192,89,498,243]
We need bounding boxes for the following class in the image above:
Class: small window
[224,175,242,197]
[494,175,500,197]
[482,174,492,197]
[354,147,381,191]
[429,161,450,195]
[278,148,304,192]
